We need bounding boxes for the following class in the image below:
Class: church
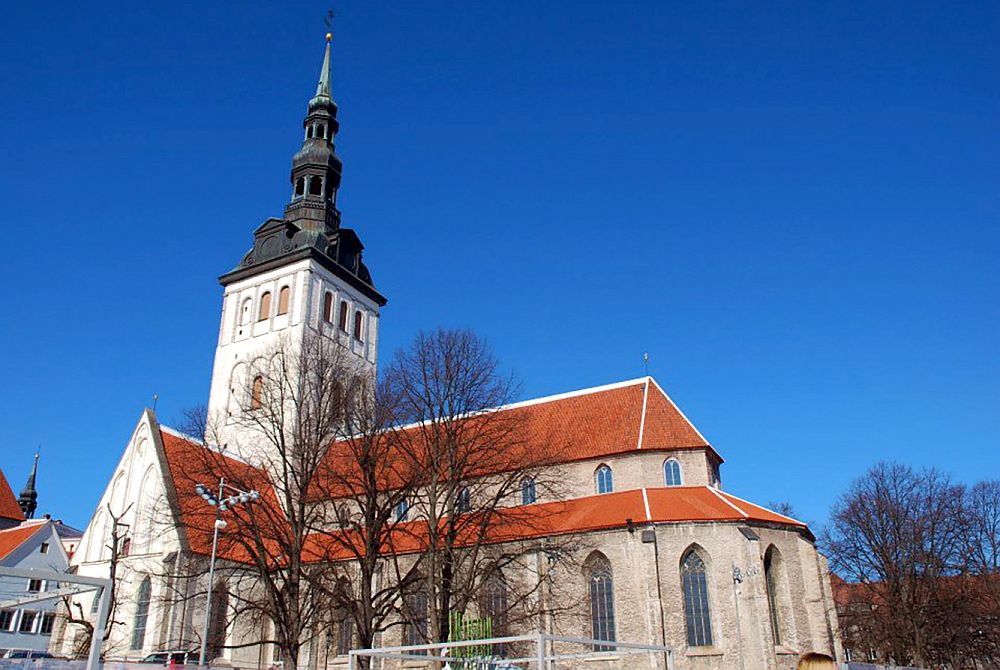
[51,35,841,670]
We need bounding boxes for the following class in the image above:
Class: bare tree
[60,504,131,658]
[826,461,967,667]
[178,332,368,668]
[385,328,570,647]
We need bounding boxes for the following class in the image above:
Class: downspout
[649,524,670,670]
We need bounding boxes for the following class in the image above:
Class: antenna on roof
[643,352,649,377]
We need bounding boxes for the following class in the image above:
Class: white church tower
[206,34,387,441]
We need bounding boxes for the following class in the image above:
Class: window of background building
[18,611,38,634]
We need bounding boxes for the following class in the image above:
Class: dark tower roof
[221,34,386,306]
[18,451,38,520]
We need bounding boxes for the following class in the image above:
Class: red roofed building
[0,469,26,530]
[52,35,842,670]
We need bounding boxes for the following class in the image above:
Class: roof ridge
[159,424,258,467]
[636,377,650,450]
[707,486,748,518]
[646,376,711,446]
[719,490,807,526]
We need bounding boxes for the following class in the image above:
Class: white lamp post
[195,477,260,668]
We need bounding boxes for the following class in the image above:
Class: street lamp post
[195,477,260,668]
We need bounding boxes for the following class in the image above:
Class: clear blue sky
[1,1,996,531]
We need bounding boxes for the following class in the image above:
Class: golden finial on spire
[326,32,332,42]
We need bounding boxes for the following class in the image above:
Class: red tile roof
[0,469,25,523]
[158,429,285,563]
[0,523,44,561]
[309,378,717,501]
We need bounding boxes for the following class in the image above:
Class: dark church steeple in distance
[18,450,38,519]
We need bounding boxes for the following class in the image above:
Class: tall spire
[313,33,333,103]
[18,450,38,519]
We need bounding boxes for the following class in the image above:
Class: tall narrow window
[39,612,56,635]
[481,573,509,653]
[587,554,616,651]
[131,577,151,650]
[258,292,272,321]
[595,464,613,494]
[0,610,14,631]
[207,583,229,660]
[336,613,352,655]
[295,177,305,196]
[664,459,682,486]
[250,375,264,410]
[456,487,471,513]
[764,546,783,645]
[277,286,290,315]
[323,292,334,323]
[338,301,348,331]
[353,310,363,340]
[404,591,428,651]
[395,499,409,522]
[681,550,713,647]
[521,477,537,505]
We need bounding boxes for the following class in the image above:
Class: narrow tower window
[258,292,271,321]
[353,310,363,340]
[295,177,305,196]
[338,301,348,331]
[277,286,290,315]
[319,124,326,139]
[250,376,264,410]
[323,292,334,323]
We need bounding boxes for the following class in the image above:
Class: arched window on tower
[353,310,363,340]
[241,298,253,325]
[319,124,326,139]
[309,176,323,196]
[323,292,334,323]
[258,292,271,321]
[130,577,151,650]
[664,458,683,486]
[295,177,305,197]
[681,549,714,647]
[277,286,290,315]
[586,553,616,651]
[338,301,348,331]
[595,464,613,494]
[306,126,313,139]
[250,375,264,410]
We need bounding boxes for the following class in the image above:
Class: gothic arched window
[482,573,509,650]
[258,292,271,321]
[595,464,613,494]
[295,177,305,196]
[681,549,713,647]
[338,301,348,332]
[250,375,264,410]
[130,577,151,650]
[586,553,616,650]
[353,310,363,340]
[404,590,428,651]
[664,458,682,486]
[323,292,334,323]
[277,286,290,315]
[456,487,471,513]
[521,477,537,505]
[764,546,785,645]
[395,498,409,522]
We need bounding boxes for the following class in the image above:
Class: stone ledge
[685,646,724,657]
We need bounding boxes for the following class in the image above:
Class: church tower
[206,35,387,439]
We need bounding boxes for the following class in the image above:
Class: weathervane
[324,8,334,41]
